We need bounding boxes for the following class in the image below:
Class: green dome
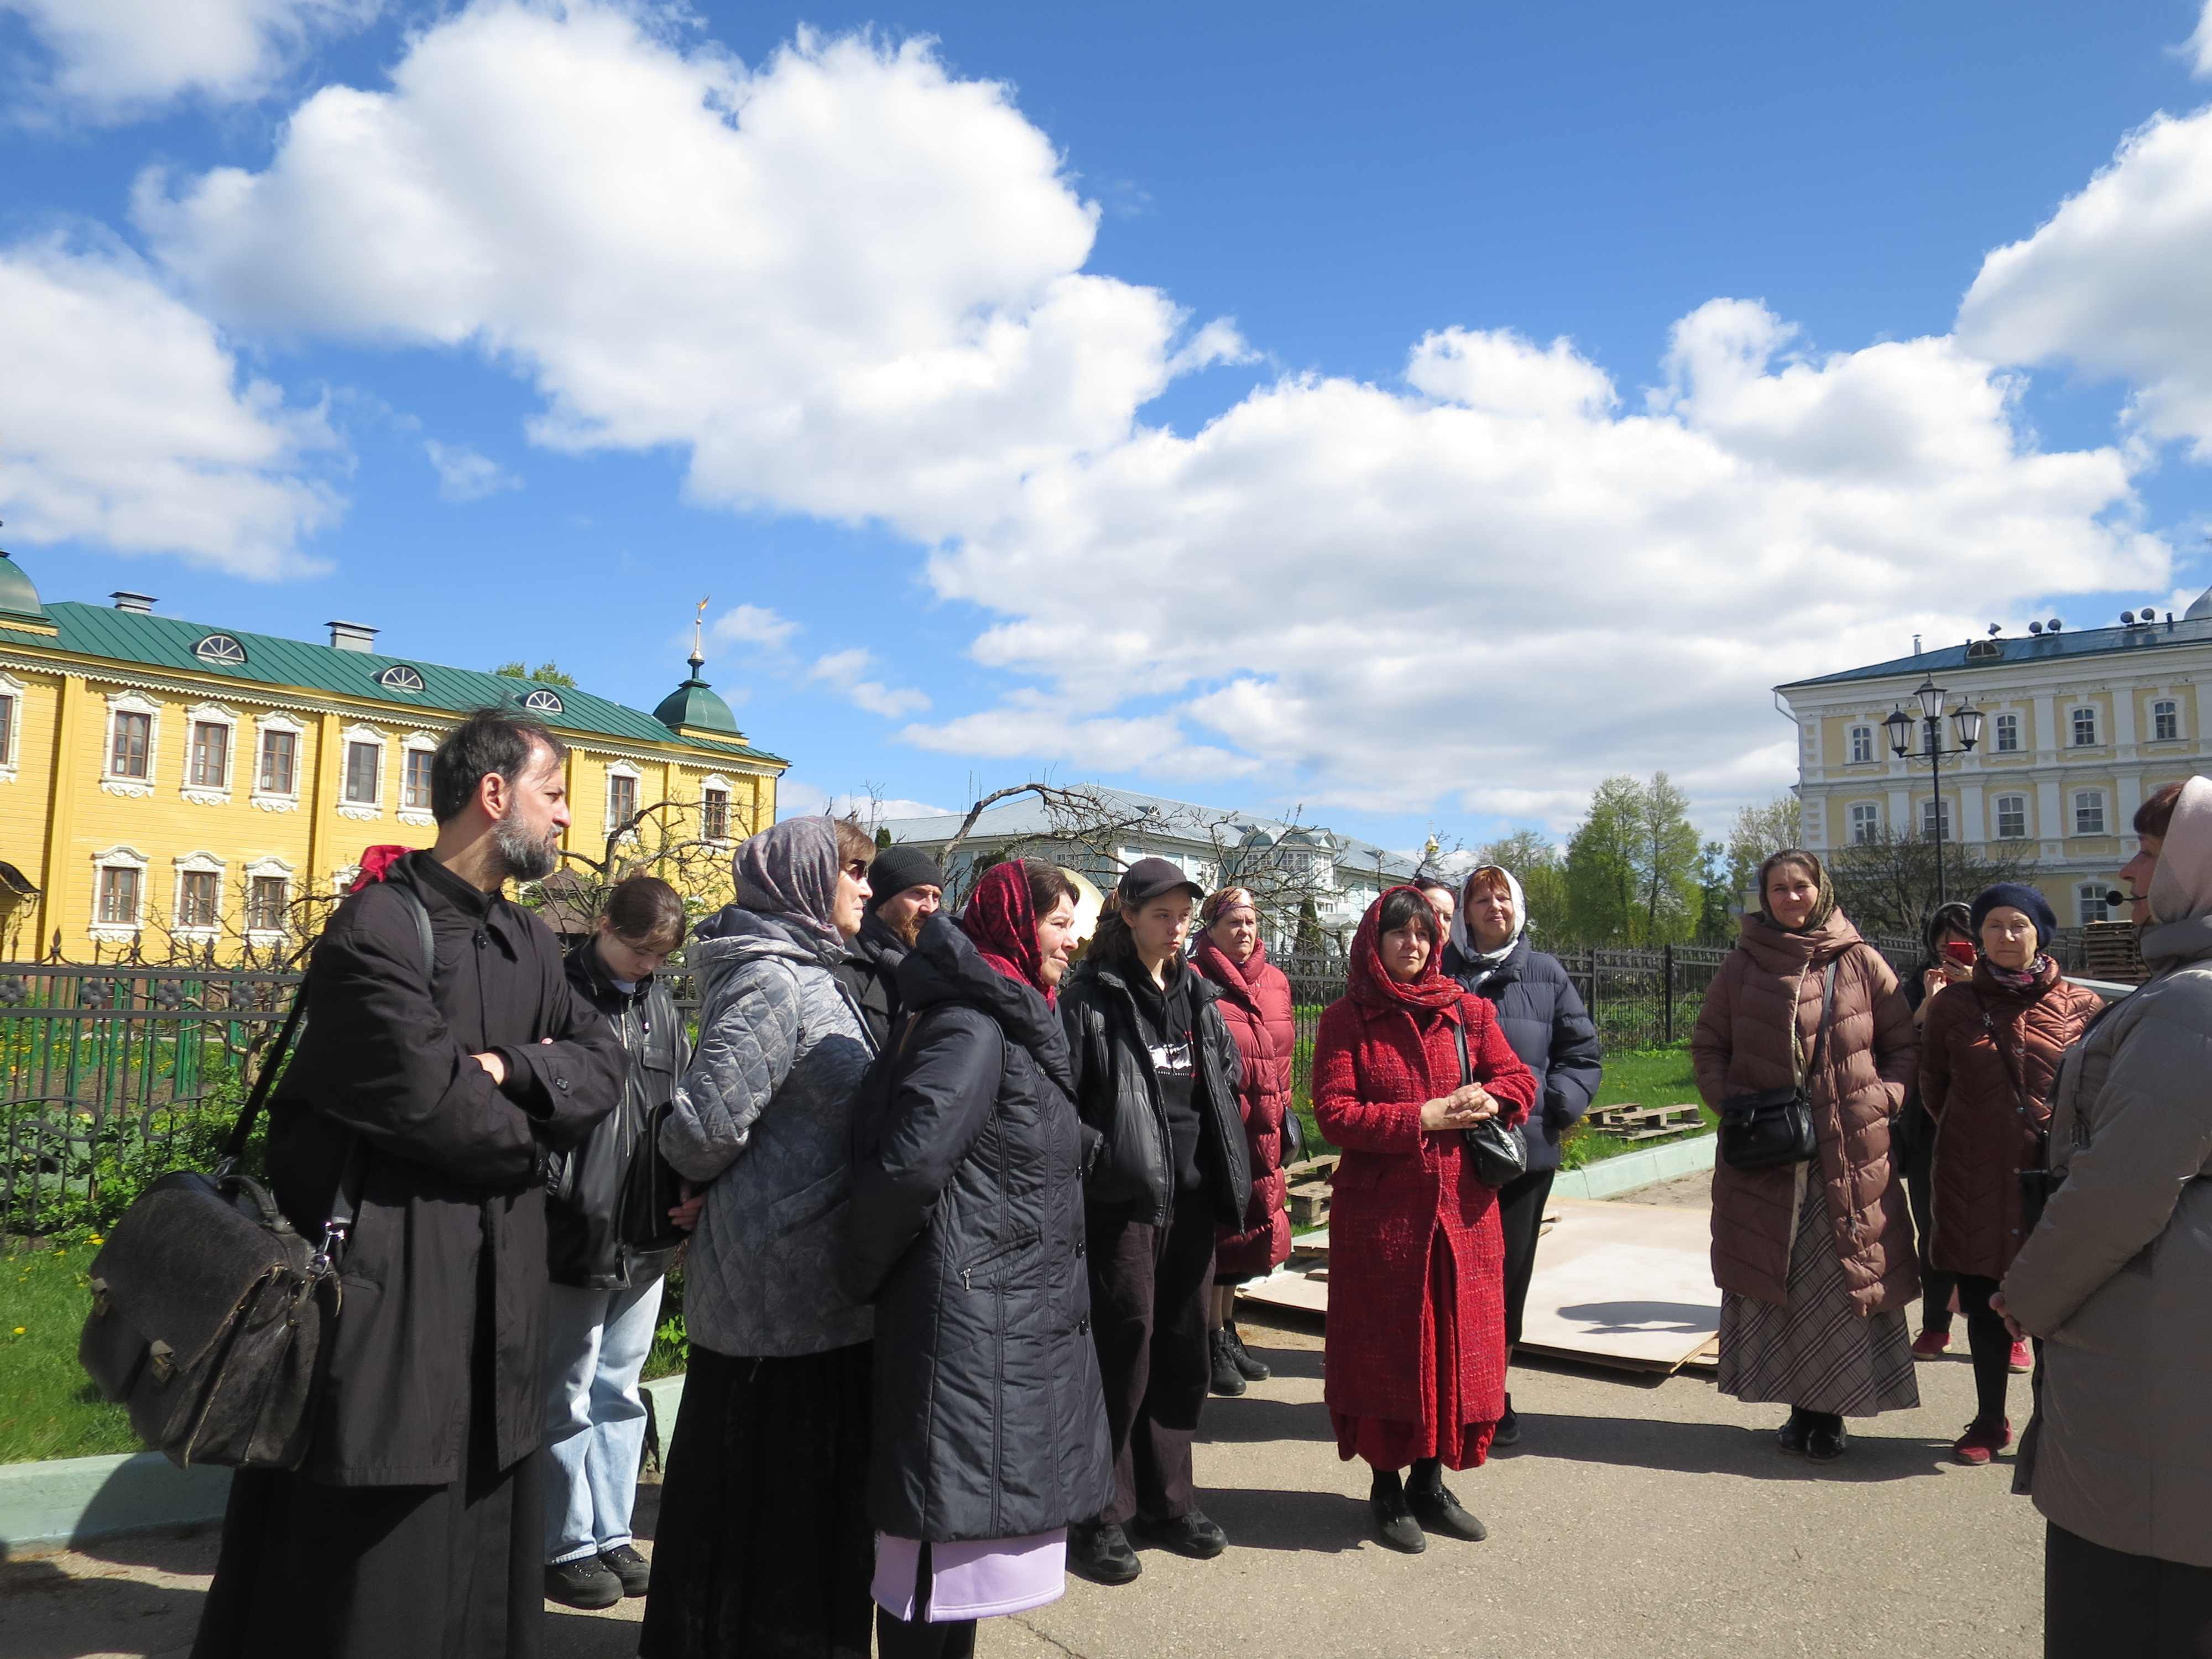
[655,663,740,735]
[0,551,45,624]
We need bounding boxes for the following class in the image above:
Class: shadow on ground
[1509,1411,1952,1483]
[1197,1485,1370,1555]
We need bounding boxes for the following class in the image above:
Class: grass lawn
[0,1241,140,1464]
[1562,1044,1714,1171]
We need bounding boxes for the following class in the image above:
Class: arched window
[2153,699,2180,742]
[1993,712,2021,753]
[378,664,426,693]
[192,633,247,667]
[523,688,565,716]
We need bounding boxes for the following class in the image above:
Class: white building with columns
[1777,591,2212,927]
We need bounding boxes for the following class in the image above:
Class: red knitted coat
[1191,933,1296,1280]
[1314,894,1537,1465]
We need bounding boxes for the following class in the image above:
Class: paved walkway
[5,1203,2043,1658]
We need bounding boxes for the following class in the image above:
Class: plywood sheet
[1241,1198,1721,1376]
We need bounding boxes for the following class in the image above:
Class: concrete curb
[4,1374,695,1556]
[0,1450,231,1556]
[1551,1131,1715,1199]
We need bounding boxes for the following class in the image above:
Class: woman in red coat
[1190,886,1296,1396]
[1314,886,1537,1554]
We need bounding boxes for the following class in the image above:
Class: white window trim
[2152,699,2182,743]
[337,725,384,819]
[398,732,439,827]
[1848,802,1881,845]
[2072,789,2109,837]
[2070,706,2099,748]
[251,712,306,812]
[1919,797,1952,839]
[171,850,228,939]
[1993,794,2030,840]
[0,670,23,782]
[101,691,159,797]
[605,760,643,841]
[1992,711,2022,754]
[2077,883,2112,926]
[180,702,241,805]
[243,855,295,944]
[90,843,149,941]
[331,865,362,896]
[1848,725,1874,765]
[699,774,735,845]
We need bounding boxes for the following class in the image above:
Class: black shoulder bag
[77,889,434,1470]
[1719,958,1837,1172]
[1453,1019,1527,1187]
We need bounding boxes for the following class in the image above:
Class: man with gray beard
[194,707,623,1659]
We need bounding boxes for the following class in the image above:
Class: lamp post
[1883,676,1984,907]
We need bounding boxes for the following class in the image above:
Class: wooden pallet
[1587,1103,1703,1140]
[1284,1154,1342,1230]
[2080,920,2148,985]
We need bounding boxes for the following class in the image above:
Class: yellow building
[1777,597,2212,927]
[0,548,784,960]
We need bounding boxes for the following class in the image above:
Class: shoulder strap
[1969,988,2034,1115]
[1453,1018,1471,1087]
[1803,959,1841,1088]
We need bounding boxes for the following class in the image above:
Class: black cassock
[194,851,620,1659]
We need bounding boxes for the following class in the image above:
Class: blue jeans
[541,1275,664,1566]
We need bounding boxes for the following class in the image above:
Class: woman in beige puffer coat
[1693,848,1919,1463]
[2000,777,2212,1658]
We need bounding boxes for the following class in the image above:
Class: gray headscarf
[733,817,845,949]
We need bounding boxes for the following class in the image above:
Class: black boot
[1067,1519,1142,1585]
[1777,1407,1813,1454]
[1226,1319,1272,1381]
[1208,1328,1246,1396]
[1369,1469,1426,1554]
[1406,1457,1488,1542]
[1806,1412,1849,1462]
[1491,1392,1521,1448]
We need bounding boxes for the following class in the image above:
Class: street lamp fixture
[1885,676,1981,906]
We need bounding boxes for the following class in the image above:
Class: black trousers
[1953,1272,2018,1424]
[1495,1166,1556,1354]
[1902,1129,1957,1333]
[2047,1522,2212,1657]
[1087,1186,1216,1526]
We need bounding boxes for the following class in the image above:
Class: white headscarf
[1449,864,1528,982]
[2148,775,2212,926]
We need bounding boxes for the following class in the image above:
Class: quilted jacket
[660,906,878,1357]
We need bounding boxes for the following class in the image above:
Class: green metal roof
[1779,616,2212,693]
[0,600,786,768]
[0,553,46,625]
[653,671,743,737]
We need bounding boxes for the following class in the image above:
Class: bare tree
[1827,829,2042,939]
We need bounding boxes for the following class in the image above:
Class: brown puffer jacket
[1919,958,2102,1281]
[1693,910,1919,1313]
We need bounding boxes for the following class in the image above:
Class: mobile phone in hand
[1944,941,1976,967]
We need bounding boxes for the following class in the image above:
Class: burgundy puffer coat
[1692,910,1919,1313]
[1919,958,2102,1281]
[1191,934,1295,1279]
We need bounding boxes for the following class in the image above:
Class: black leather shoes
[1408,1483,1488,1542]
[1491,1394,1522,1448]
[1132,1509,1228,1559]
[1227,1322,1272,1381]
[1777,1408,1812,1454]
[1370,1483,1426,1554]
[598,1543,650,1597]
[1068,1520,1142,1585]
[1807,1420,1849,1461]
[1208,1329,1247,1396]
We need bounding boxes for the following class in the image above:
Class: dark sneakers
[1068,1520,1142,1585]
[1209,1328,1248,1396]
[1131,1509,1228,1559]
[1225,1321,1272,1381]
[599,1543,651,1597]
[545,1556,622,1609]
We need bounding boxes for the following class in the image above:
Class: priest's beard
[493,819,561,883]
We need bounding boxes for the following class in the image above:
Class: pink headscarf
[961,861,1056,1005]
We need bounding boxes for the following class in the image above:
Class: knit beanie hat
[1969,881,2058,951]
[866,844,945,911]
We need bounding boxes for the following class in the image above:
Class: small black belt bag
[1453,1019,1527,1188]
[76,889,431,1469]
[1719,959,1837,1172]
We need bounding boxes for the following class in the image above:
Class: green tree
[1474,828,1569,936]
[1564,776,1645,942]
[1636,771,1703,945]
[1695,839,1735,944]
[492,660,579,687]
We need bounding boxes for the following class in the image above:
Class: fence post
[1662,944,1675,1045]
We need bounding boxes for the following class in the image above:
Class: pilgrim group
[184,706,2212,1659]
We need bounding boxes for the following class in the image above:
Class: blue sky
[6,0,2212,853]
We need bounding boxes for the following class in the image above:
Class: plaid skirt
[1717,1166,1919,1418]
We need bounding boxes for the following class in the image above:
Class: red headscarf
[961,860,1055,1005]
[1347,885,1463,1015]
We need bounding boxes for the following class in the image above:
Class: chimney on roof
[1912,633,1922,655]
[110,591,155,614]
[327,620,378,653]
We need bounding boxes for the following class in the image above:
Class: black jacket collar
[901,914,1071,1092]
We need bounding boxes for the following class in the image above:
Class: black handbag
[1280,1100,1308,1169]
[1453,1021,1527,1188]
[76,888,432,1470]
[1719,959,1837,1172]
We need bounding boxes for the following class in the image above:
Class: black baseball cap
[1118,857,1205,905]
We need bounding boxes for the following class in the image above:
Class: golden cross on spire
[690,596,711,667]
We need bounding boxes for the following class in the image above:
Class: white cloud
[711,603,800,648]
[2,0,380,118]
[1957,105,2212,459]
[776,780,952,823]
[808,648,931,718]
[139,4,1229,539]
[422,438,518,502]
[2185,2,2212,78]
[0,237,341,577]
